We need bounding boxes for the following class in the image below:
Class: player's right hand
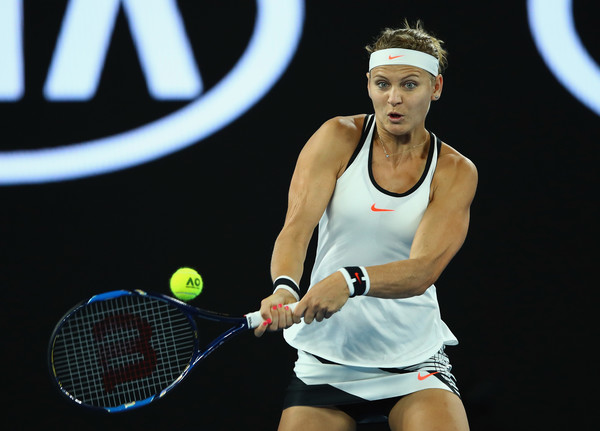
[254,290,300,338]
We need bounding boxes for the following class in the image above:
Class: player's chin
[384,120,410,134]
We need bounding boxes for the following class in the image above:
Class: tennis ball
[169,267,203,301]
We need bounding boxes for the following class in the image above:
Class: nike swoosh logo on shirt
[371,203,394,212]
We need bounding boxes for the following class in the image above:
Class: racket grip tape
[245,302,298,329]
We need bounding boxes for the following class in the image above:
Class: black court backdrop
[1,1,597,429]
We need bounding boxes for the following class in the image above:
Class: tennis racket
[48,289,296,413]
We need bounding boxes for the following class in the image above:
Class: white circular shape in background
[528,0,600,117]
[0,0,304,185]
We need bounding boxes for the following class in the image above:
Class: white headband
[369,48,439,76]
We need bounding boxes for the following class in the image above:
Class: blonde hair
[365,20,448,74]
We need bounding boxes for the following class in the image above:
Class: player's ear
[366,72,372,98]
[432,74,443,100]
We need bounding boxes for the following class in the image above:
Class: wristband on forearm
[273,276,301,301]
[338,266,370,297]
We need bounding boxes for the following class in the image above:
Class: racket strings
[51,294,196,409]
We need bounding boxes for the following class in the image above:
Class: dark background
[1,1,597,429]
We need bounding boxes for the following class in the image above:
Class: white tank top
[283,115,458,368]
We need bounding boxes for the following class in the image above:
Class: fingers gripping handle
[245,302,298,329]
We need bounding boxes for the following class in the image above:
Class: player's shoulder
[436,140,478,185]
[305,114,367,156]
[318,114,368,141]
[300,114,368,176]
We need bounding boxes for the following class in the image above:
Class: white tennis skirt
[283,346,460,409]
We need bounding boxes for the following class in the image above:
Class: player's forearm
[366,258,439,299]
[270,226,311,284]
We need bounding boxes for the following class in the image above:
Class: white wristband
[273,276,301,301]
[338,266,370,297]
[338,268,355,297]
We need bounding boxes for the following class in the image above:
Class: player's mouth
[388,112,404,122]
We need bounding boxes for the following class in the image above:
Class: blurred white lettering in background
[0,0,304,185]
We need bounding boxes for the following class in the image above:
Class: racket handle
[245,302,299,329]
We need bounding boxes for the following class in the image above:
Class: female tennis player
[255,21,477,431]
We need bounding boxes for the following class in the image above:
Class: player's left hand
[293,271,349,324]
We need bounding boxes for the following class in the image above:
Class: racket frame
[48,289,259,413]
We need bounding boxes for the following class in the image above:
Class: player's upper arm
[282,116,361,240]
[409,150,478,285]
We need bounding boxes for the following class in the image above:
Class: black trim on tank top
[368,127,438,198]
[345,114,374,172]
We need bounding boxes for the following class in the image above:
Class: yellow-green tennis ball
[169,267,203,301]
